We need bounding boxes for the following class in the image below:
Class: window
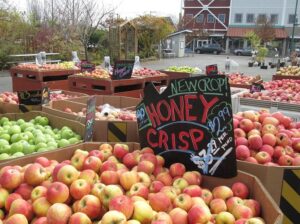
[218,14,226,23]
[234,14,242,23]
[246,14,254,23]
[289,14,296,24]
[207,14,215,23]
[270,14,278,24]
[196,14,204,23]
[257,14,267,23]
[185,14,194,19]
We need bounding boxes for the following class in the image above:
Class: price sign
[250,83,265,93]
[80,60,95,72]
[137,75,237,178]
[206,64,218,76]
[84,96,96,142]
[17,87,50,106]
[112,60,134,80]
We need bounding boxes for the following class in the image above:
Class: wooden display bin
[10,67,80,92]
[272,75,300,80]
[68,76,145,98]
[0,142,283,224]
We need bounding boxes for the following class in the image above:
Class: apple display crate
[272,75,300,80]
[160,70,203,81]
[142,74,169,87]
[229,79,263,89]
[238,98,300,121]
[10,67,80,92]
[68,75,145,98]
[230,88,249,113]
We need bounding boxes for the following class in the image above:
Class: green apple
[0,133,10,142]
[8,125,21,135]
[68,137,80,144]
[35,143,48,151]
[34,136,46,145]
[35,116,49,126]
[37,148,48,153]
[58,139,70,148]
[61,129,74,139]
[10,134,22,143]
[10,142,24,153]
[23,144,35,155]
[17,119,26,125]
[0,153,10,160]
[20,123,33,131]
[47,141,58,148]
[0,139,9,147]
[24,132,34,140]
[54,134,61,140]
[12,152,24,158]
[0,117,9,125]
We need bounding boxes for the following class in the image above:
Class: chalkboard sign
[81,60,95,72]
[17,87,49,106]
[84,96,96,142]
[112,60,134,80]
[250,83,265,93]
[206,64,218,76]
[137,75,237,178]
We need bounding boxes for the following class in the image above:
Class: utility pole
[72,0,75,25]
[291,0,299,52]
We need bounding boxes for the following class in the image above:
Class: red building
[182,0,230,49]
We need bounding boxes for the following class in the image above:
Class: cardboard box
[0,142,282,224]
[0,102,41,113]
[66,95,141,108]
[0,111,85,163]
[238,161,299,223]
[42,96,140,142]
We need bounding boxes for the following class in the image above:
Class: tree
[133,15,175,58]
[254,17,275,45]
[246,31,261,51]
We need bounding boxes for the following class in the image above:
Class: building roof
[227,27,288,39]
[167,29,193,38]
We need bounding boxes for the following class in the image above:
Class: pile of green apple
[0,143,266,224]
[0,116,81,160]
[166,66,200,74]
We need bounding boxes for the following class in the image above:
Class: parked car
[194,44,223,54]
[234,48,256,56]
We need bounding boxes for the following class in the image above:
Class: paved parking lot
[0,54,277,92]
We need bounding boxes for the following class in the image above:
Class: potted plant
[257,47,269,69]
[246,32,261,68]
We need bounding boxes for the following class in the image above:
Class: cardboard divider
[42,96,140,142]
[0,142,283,224]
[65,95,141,109]
[237,161,300,223]
[0,111,85,164]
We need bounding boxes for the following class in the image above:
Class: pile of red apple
[0,143,266,224]
[133,68,165,77]
[64,105,136,121]
[241,79,300,104]
[16,63,78,71]
[0,92,83,105]
[227,73,260,85]
[234,110,300,166]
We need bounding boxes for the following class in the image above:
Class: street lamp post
[291,0,299,52]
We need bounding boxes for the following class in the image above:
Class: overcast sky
[13,0,182,19]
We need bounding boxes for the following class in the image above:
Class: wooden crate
[229,79,263,89]
[10,67,80,91]
[272,75,300,80]
[68,76,145,98]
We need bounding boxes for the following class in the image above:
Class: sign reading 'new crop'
[136,75,237,178]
